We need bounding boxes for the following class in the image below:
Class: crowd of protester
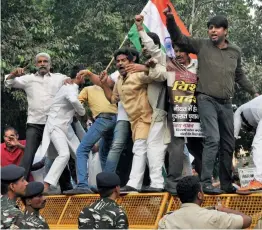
[1,10,261,229]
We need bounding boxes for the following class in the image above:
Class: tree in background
[1,0,261,147]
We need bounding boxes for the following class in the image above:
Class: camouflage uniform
[78,197,128,229]
[23,210,49,229]
[1,196,28,229]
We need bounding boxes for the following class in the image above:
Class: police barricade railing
[17,193,261,229]
[167,193,262,229]
[39,192,170,229]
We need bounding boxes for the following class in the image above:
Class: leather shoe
[222,186,237,194]
[203,185,223,195]
[141,186,164,193]
[60,185,73,193]
[120,185,138,194]
[63,187,94,195]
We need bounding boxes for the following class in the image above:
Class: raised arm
[100,71,119,104]
[77,69,115,88]
[135,15,163,64]
[147,62,167,82]
[126,63,167,83]
[5,68,28,89]
[164,7,202,54]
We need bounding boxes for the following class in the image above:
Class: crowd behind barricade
[1,10,262,230]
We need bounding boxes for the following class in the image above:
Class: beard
[210,35,224,45]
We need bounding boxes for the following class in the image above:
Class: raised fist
[135,15,144,31]
[163,4,172,16]
[10,68,25,77]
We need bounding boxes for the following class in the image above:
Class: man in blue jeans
[64,84,117,194]
[76,69,133,173]
[74,51,140,173]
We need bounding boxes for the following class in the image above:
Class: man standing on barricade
[41,65,86,194]
[74,50,141,174]
[64,66,118,195]
[133,15,170,192]
[101,47,167,193]
[164,8,259,194]
[165,43,203,195]
[4,53,71,180]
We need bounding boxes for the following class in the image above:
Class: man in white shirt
[41,65,86,193]
[158,176,252,229]
[234,96,262,193]
[5,53,69,180]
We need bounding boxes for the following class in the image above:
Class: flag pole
[105,35,128,71]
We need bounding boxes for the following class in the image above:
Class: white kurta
[234,95,262,182]
[42,84,85,186]
[4,72,68,124]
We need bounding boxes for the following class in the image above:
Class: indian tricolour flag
[128,0,191,53]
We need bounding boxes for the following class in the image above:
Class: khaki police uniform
[158,203,243,229]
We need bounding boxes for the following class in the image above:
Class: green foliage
[1,0,262,144]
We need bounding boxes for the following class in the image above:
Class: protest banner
[167,59,203,137]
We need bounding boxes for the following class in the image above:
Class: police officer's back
[158,176,252,229]
[1,164,28,229]
[21,182,49,229]
[78,172,129,229]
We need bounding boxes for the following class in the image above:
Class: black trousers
[187,137,203,176]
[20,123,72,190]
[197,93,234,190]
[20,123,45,179]
[165,111,203,192]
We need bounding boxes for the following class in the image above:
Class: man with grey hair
[5,52,71,180]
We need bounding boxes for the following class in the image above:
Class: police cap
[1,164,25,183]
[96,172,120,189]
[24,182,44,198]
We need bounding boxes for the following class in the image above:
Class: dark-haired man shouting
[101,48,166,193]
[164,9,259,194]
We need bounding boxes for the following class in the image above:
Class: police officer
[158,176,252,229]
[1,164,28,229]
[78,172,129,229]
[21,182,49,229]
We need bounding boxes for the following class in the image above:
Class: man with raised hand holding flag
[122,14,170,193]
[128,1,204,195]
[128,0,192,54]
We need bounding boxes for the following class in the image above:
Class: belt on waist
[240,112,253,130]
[197,92,232,104]
[96,113,116,120]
